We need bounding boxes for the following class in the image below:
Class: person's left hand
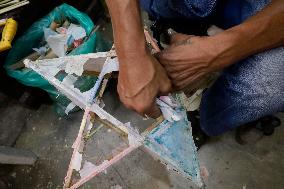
[156,33,231,90]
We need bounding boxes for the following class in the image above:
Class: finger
[166,62,206,74]
[154,52,164,63]
[156,46,186,65]
[144,101,161,119]
[158,77,172,95]
[120,86,161,119]
[170,71,191,82]
[118,92,132,110]
[169,68,203,82]
[156,54,171,67]
[174,73,204,90]
[170,33,193,45]
[165,63,190,74]
[156,53,182,67]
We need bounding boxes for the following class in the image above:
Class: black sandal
[235,115,281,145]
[257,115,281,136]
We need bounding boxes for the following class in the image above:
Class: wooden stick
[97,118,128,138]
[69,145,139,189]
[64,107,90,188]
[143,28,165,134]
[84,124,104,140]
[142,116,164,137]
[98,78,109,99]
[144,29,161,52]
[0,0,29,15]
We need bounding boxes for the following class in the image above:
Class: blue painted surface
[144,108,203,187]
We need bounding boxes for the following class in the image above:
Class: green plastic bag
[4,3,110,115]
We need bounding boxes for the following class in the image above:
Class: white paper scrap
[62,75,78,86]
[65,58,88,76]
[156,98,182,122]
[100,58,119,77]
[71,151,82,171]
[43,28,57,41]
[67,24,87,40]
[65,102,76,115]
[125,122,142,147]
[79,161,97,178]
[46,34,68,57]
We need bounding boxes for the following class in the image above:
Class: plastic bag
[4,3,111,115]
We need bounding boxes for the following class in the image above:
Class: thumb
[169,32,194,45]
[170,33,189,44]
[159,75,172,96]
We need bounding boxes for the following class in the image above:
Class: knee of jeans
[199,120,221,136]
[199,111,232,136]
[199,47,284,136]
[199,93,234,136]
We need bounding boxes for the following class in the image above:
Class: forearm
[105,0,147,63]
[213,0,284,68]
[105,0,161,99]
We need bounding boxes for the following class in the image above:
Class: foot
[235,115,281,145]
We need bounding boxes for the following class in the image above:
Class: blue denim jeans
[140,0,284,136]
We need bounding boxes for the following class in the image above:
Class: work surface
[7,88,284,189]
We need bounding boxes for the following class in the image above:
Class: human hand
[117,52,172,118]
[156,32,232,90]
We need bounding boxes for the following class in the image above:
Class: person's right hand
[117,52,172,118]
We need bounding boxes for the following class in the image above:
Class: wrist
[116,43,152,70]
[114,31,148,60]
[119,54,154,75]
[116,43,148,60]
[213,20,267,66]
[209,29,245,70]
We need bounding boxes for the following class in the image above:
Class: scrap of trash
[5,3,106,116]
[37,20,87,59]
[9,19,92,72]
